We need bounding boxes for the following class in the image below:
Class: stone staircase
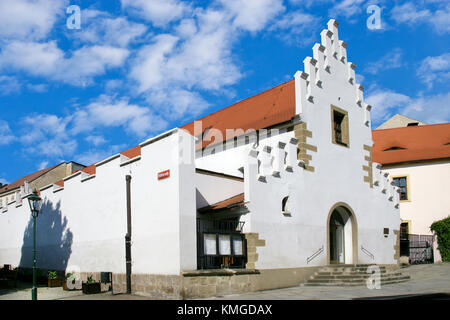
[302,264,410,287]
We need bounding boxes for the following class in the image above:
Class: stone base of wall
[108,267,322,299]
[182,269,260,299]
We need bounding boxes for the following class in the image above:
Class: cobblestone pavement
[0,263,448,300]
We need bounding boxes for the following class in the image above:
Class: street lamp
[27,190,42,301]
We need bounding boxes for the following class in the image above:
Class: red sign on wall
[158,170,170,180]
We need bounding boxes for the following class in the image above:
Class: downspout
[125,175,132,294]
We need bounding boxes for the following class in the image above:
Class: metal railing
[361,245,375,260]
[307,245,324,264]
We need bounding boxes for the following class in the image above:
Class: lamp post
[27,190,42,301]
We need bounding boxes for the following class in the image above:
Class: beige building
[372,121,450,263]
[376,114,426,130]
[0,162,85,209]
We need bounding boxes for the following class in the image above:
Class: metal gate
[197,218,247,270]
[401,234,434,264]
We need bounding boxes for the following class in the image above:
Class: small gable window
[331,105,349,147]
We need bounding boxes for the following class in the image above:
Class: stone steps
[311,272,404,280]
[302,264,410,287]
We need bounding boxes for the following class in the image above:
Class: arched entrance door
[327,203,357,265]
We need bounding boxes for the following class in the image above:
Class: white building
[373,122,450,264]
[0,20,402,299]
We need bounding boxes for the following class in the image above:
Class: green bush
[430,215,450,262]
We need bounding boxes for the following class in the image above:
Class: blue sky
[0,0,449,184]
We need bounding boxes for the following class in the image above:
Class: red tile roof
[181,80,296,149]
[81,164,96,175]
[372,123,450,165]
[54,180,64,187]
[121,145,141,159]
[0,163,62,194]
[198,193,246,212]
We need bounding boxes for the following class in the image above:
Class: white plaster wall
[0,129,197,275]
[195,172,243,209]
[382,161,450,235]
[240,138,400,268]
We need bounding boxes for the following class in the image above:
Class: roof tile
[372,123,450,165]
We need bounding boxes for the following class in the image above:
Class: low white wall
[0,129,197,275]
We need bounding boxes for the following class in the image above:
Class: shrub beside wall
[430,216,450,262]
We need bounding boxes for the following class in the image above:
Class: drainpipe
[125,175,132,294]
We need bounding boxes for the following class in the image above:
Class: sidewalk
[206,263,450,300]
[0,263,448,300]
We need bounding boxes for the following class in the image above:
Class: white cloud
[364,48,404,75]
[38,160,50,170]
[0,120,15,145]
[417,52,450,89]
[18,96,168,160]
[129,9,242,118]
[121,0,190,27]
[390,3,450,34]
[366,88,450,125]
[71,95,168,138]
[20,114,72,147]
[75,144,127,166]
[365,89,412,124]
[0,41,63,76]
[390,2,431,24]
[0,0,68,41]
[431,4,450,33]
[18,113,76,159]
[0,41,129,86]
[26,83,48,93]
[146,88,211,120]
[400,92,450,124]
[85,135,107,146]
[0,76,21,95]
[0,178,8,185]
[269,11,320,46]
[64,45,130,86]
[71,10,148,48]
[130,34,180,93]
[329,0,365,20]
[218,0,285,32]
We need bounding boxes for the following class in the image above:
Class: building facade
[0,162,85,210]
[373,122,450,264]
[0,20,402,298]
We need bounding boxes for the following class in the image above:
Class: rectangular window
[334,112,345,144]
[233,238,243,255]
[204,234,217,255]
[392,176,409,201]
[219,235,231,255]
[331,105,349,147]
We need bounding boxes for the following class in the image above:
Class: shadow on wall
[19,200,73,272]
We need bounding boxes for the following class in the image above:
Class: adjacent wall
[0,129,197,279]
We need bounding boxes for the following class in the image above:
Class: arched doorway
[327,203,358,265]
